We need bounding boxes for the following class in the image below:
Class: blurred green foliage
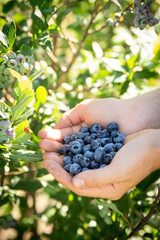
[0,0,160,239]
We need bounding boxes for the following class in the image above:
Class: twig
[56,0,106,88]
[127,185,160,239]
[88,23,108,35]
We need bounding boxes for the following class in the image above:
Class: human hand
[39,129,160,200]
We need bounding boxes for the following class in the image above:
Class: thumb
[72,164,118,188]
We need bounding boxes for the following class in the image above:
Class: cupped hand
[39,126,160,200]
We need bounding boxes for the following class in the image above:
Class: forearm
[123,88,160,131]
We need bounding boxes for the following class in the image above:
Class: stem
[56,1,101,88]
[127,185,160,239]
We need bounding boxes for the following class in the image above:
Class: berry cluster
[59,122,125,176]
[133,0,159,30]
[0,51,34,90]
[106,13,122,28]
[0,120,15,144]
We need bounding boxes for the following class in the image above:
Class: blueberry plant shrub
[0,0,160,239]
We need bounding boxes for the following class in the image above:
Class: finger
[55,100,91,129]
[43,157,127,200]
[38,125,84,141]
[72,162,119,189]
[39,139,62,152]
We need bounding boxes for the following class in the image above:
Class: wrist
[151,129,160,170]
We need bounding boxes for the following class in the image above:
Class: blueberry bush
[0,0,160,239]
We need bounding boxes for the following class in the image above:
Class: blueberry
[100,164,107,168]
[63,156,72,165]
[94,147,105,163]
[91,139,101,151]
[84,136,92,144]
[103,154,113,165]
[71,132,78,141]
[115,142,123,151]
[6,128,15,137]
[80,126,90,133]
[83,144,92,153]
[73,154,83,163]
[101,137,112,146]
[84,132,91,137]
[69,163,81,176]
[107,122,119,133]
[63,135,71,144]
[64,164,72,172]
[113,132,125,143]
[82,167,89,172]
[90,133,98,140]
[70,141,83,154]
[109,151,116,158]
[90,160,99,169]
[104,143,116,153]
[75,132,86,140]
[59,144,70,155]
[90,123,103,133]
[97,129,109,138]
[84,151,94,160]
[110,131,119,138]
[76,139,85,147]
[79,156,90,167]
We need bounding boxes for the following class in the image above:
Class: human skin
[38,89,160,200]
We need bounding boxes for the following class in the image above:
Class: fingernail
[73,178,85,188]
[39,130,46,138]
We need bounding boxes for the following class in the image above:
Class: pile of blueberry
[133,0,159,30]
[0,120,15,144]
[59,122,125,176]
[0,51,34,90]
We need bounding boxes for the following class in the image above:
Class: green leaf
[20,45,32,56]
[127,55,139,70]
[13,120,31,143]
[56,8,72,26]
[13,179,43,192]
[133,69,158,79]
[0,31,8,47]
[0,102,11,119]
[137,169,160,192]
[31,13,45,33]
[97,200,123,216]
[36,86,48,103]
[10,149,43,162]
[11,90,34,122]
[13,107,34,126]
[2,21,16,50]
[120,80,130,95]
[29,71,44,82]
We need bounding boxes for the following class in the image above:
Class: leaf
[0,31,8,47]
[29,71,44,82]
[2,21,16,50]
[13,120,31,143]
[0,102,11,119]
[11,90,34,122]
[31,13,45,33]
[36,86,48,103]
[10,149,43,162]
[97,200,123,216]
[103,57,124,72]
[13,107,34,126]
[20,45,32,56]
[137,169,160,192]
[120,80,130,95]
[127,55,139,70]
[8,68,23,82]
[133,69,158,79]
[13,179,43,192]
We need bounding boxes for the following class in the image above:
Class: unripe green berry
[1,55,8,62]
[0,82,4,89]
[3,68,11,77]
[3,79,9,88]
[0,135,9,144]
[0,64,5,72]
[114,13,121,21]
[0,120,12,129]
[17,54,26,66]
[106,18,114,26]
[7,51,16,59]
[7,59,17,69]
[19,64,25,75]
[0,128,5,135]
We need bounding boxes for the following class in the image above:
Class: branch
[56,0,105,88]
[88,23,108,35]
[127,185,160,239]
